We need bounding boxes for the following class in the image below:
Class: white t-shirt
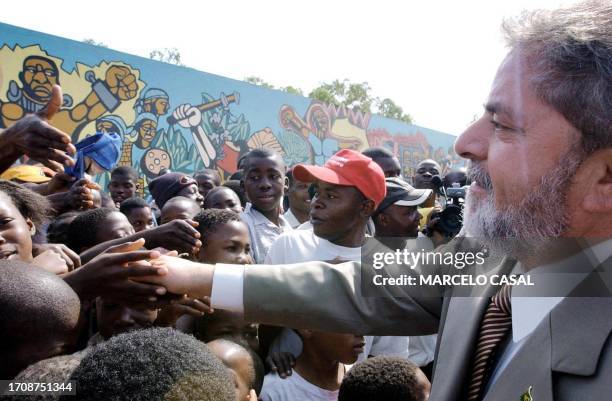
[264,229,361,264]
[261,371,339,401]
[408,333,437,366]
[282,209,302,229]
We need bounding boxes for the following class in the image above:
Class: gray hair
[503,0,612,153]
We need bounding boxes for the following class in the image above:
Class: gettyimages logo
[360,237,612,298]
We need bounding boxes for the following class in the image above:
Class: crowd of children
[0,107,432,400]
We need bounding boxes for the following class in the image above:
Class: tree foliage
[244,77,305,96]
[245,76,412,123]
[307,79,412,123]
[82,38,108,47]
[150,48,183,66]
[244,76,275,89]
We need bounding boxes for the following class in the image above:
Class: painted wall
[0,22,463,193]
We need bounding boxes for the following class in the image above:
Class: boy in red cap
[263,150,410,375]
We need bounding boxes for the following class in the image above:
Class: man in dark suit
[141,2,612,400]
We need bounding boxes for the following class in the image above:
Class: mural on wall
[0,22,462,194]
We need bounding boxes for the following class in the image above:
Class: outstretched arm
[138,256,443,336]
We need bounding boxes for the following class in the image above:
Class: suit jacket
[243,238,612,401]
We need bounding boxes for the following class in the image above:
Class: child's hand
[155,296,213,327]
[32,249,69,275]
[266,352,296,379]
[144,219,201,255]
[32,243,80,271]
[67,178,100,210]
[63,239,181,308]
[246,389,259,401]
[0,85,76,172]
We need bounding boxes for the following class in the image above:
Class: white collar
[243,203,292,229]
[511,238,612,342]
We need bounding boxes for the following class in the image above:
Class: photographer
[423,167,469,244]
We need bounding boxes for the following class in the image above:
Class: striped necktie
[466,284,512,401]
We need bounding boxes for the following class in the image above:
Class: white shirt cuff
[210,264,245,313]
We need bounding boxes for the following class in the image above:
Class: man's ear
[376,212,388,226]
[283,176,290,192]
[26,218,36,236]
[577,149,612,213]
[361,199,376,218]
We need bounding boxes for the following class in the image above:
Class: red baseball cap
[293,149,387,207]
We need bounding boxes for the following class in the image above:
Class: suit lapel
[430,295,491,401]
[430,256,516,401]
[483,256,612,401]
[550,297,612,376]
[482,317,554,401]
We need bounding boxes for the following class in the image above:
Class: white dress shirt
[487,238,612,390]
[240,203,292,264]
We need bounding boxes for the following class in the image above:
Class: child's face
[242,156,286,212]
[287,178,311,214]
[207,340,255,401]
[176,183,205,207]
[198,221,251,264]
[204,188,243,214]
[48,214,79,244]
[195,173,218,198]
[127,206,154,232]
[96,211,135,243]
[96,298,158,340]
[108,174,136,204]
[307,331,365,365]
[0,193,33,262]
[161,200,200,224]
[196,310,259,352]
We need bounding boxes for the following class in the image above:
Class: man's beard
[462,149,584,258]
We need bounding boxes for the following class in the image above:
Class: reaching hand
[64,239,181,309]
[67,178,101,210]
[31,249,69,275]
[32,243,80,271]
[143,219,202,255]
[155,296,213,327]
[134,254,214,299]
[43,172,76,195]
[1,85,76,171]
[266,352,296,379]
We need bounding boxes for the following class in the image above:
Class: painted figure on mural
[0,55,140,142]
[168,92,241,172]
[96,114,129,138]
[134,88,170,117]
[2,56,73,116]
[170,103,217,168]
[279,102,341,165]
[130,113,159,149]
